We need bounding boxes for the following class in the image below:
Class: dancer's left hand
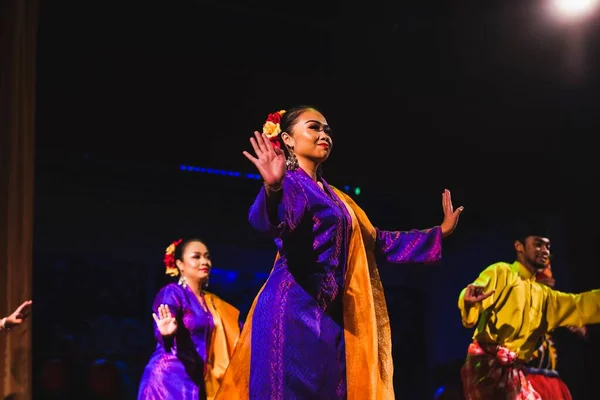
[440,189,464,238]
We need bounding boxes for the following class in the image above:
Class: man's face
[521,236,551,270]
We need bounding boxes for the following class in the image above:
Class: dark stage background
[32,1,600,399]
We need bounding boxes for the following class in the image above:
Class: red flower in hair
[270,138,281,149]
[262,110,286,140]
[266,111,282,125]
[164,238,183,277]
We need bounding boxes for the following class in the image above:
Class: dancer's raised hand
[243,132,286,189]
[2,300,32,329]
[152,304,177,337]
[440,189,464,238]
[464,285,495,306]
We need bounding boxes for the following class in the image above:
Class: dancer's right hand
[152,304,177,336]
[464,284,495,305]
[3,300,32,329]
[243,131,286,189]
[567,325,588,337]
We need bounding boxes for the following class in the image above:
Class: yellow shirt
[458,261,600,361]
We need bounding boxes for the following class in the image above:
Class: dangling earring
[286,146,299,171]
[203,277,209,289]
[178,275,187,288]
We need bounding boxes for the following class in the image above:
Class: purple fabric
[138,283,214,400]
[376,227,442,264]
[247,168,442,399]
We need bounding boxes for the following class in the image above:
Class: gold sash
[216,186,394,399]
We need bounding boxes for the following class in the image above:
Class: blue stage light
[179,165,361,190]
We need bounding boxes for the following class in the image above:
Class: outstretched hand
[440,189,464,238]
[464,284,495,306]
[4,300,32,329]
[243,132,287,189]
[152,304,178,337]
[567,325,588,338]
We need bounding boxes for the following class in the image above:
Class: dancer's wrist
[264,182,283,193]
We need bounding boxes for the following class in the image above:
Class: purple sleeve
[248,174,308,238]
[375,226,442,264]
[152,284,183,349]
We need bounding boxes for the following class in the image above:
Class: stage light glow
[179,164,363,194]
[552,0,598,19]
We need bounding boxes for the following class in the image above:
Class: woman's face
[282,109,333,165]
[176,241,211,284]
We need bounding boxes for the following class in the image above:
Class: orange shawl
[216,186,394,399]
[204,292,241,400]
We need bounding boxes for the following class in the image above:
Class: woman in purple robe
[217,106,464,400]
[138,238,241,400]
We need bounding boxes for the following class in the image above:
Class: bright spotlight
[553,0,598,19]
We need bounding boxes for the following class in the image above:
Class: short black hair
[513,219,550,244]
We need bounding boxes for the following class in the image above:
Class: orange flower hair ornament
[164,238,183,277]
[262,110,286,149]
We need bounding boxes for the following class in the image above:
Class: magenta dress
[246,168,442,399]
[138,283,214,399]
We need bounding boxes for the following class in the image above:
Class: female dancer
[217,106,463,399]
[138,238,241,399]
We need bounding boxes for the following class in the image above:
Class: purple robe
[247,168,442,399]
[138,283,214,400]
